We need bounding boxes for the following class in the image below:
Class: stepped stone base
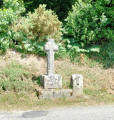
[38,74,83,100]
[40,74,62,89]
[37,89,73,100]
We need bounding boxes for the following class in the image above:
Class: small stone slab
[71,74,83,95]
[40,74,62,89]
[38,89,73,100]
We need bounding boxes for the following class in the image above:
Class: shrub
[0,0,25,52]
[65,0,114,47]
[13,5,62,41]
[11,5,62,54]
[0,8,15,52]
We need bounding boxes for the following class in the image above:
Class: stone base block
[38,89,73,100]
[71,74,83,95]
[40,74,62,89]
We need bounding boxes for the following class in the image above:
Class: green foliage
[101,42,114,68]
[0,8,15,52]
[3,0,25,14]
[0,62,34,92]
[0,0,25,52]
[55,43,67,59]
[65,0,114,47]
[12,5,62,55]
[89,41,114,68]
[61,37,100,61]
[0,0,113,68]
[13,5,62,41]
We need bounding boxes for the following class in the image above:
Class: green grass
[0,89,113,111]
[0,62,35,93]
[84,88,114,103]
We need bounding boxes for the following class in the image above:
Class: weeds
[0,62,35,93]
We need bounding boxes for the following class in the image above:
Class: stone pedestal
[40,74,62,89]
[71,74,83,95]
[38,89,72,100]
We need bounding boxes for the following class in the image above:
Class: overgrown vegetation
[0,62,35,93]
[0,0,25,52]
[0,0,113,68]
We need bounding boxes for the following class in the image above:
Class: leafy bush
[60,37,100,62]
[13,5,62,41]
[12,5,62,54]
[0,0,25,52]
[0,8,15,52]
[65,0,114,47]
[3,0,25,14]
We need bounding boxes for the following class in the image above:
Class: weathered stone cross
[44,39,58,76]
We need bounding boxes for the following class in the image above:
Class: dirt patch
[0,49,47,74]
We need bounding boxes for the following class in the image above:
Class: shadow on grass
[86,41,114,69]
[32,76,42,87]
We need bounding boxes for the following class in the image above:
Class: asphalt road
[0,105,114,120]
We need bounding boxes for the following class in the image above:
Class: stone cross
[44,39,58,76]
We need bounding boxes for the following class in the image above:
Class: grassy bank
[0,50,114,111]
